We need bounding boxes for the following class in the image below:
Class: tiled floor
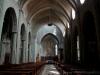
[39,64,60,75]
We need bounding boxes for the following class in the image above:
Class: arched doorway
[0,7,17,64]
[20,24,26,63]
[83,11,98,65]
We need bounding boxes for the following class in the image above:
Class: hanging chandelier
[48,9,52,26]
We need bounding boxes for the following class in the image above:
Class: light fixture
[72,8,76,20]
[48,9,52,26]
[48,23,52,26]
[80,0,85,4]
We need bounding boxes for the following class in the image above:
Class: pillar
[28,44,32,62]
[22,40,26,63]
[11,32,17,64]
[0,41,6,64]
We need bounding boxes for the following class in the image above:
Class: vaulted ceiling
[18,0,77,35]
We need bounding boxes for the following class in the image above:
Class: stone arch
[41,33,59,58]
[0,7,17,64]
[41,33,59,45]
[82,11,98,65]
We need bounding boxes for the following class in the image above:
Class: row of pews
[54,61,100,75]
[0,62,45,75]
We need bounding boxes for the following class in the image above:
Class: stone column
[11,32,17,64]
[25,40,28,63]
[19,40,24,63]
[22,40,26,63]
[28,44,32,62]
[0,39,6,64]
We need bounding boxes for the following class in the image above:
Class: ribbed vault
[18,0,76,35]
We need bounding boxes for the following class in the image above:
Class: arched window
[72,8,76,20]
[77,36,80,61]
[80,0,85,4]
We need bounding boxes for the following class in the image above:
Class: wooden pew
[55,61,81,75]
[0,62,45,75]
[55,61,100,75]
[0,63,34,75]
[0,70,32,75]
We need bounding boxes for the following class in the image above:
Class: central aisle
[39,64,60,75]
